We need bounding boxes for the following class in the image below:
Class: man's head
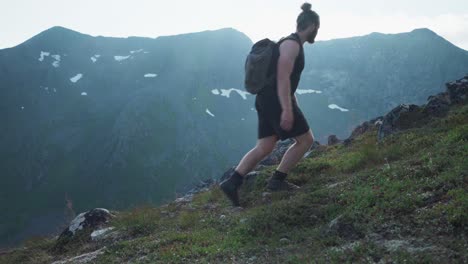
[296,2,320,44]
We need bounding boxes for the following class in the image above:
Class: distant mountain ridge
[0,25,467,249]
[303,27,468,122]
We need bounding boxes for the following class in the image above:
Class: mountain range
[0,25,467,249]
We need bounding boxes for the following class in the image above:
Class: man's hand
[280,109,294,131]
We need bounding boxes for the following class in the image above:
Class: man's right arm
[276,40,300,112]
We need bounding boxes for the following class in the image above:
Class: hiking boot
[219,170,244,207]
[266,178,300,191]
[266,170,300,192]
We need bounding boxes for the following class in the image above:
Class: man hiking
[220,2,319,207]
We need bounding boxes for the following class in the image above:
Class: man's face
[306,23,319,44]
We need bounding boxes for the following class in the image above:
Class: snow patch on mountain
[70,74,83,83]
[114,55,131,61]
[297,89,322,94]
[206,109,215,117]
[38,51,50,61]
[51,54,61,67]
[91,54,101,63]
[211,88,249,100]
[328,104,349,112]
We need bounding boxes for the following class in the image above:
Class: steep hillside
[1,75,466,263]
[1,25,467,251]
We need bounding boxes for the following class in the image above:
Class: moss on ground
[1,104,467,264]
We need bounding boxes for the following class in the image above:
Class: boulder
[343,116,383,146]
[51,208,115,253]
[324,214,364,241]
[422,92,451,117]
[377,104,423,141]
[327,135,342,146]
[446,75,468,104]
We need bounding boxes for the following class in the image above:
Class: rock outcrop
[377,103,423,141]
[328,135,343,146]
[377,74,468,141]
[51,208,116,253]
[337,75,468,144]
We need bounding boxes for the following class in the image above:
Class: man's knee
[294,130,314,147]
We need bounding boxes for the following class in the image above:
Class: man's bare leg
[276,129,314,174]
[221,134,280,206]
[235,134,279,176]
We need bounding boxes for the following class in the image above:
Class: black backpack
[244,34,301,94]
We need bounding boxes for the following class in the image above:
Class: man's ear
[308,24,316,33]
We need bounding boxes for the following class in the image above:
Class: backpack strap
[277,33,302,48]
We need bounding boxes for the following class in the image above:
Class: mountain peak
[410,27,437,35]
[37,26,88,39]
[21,26,90,48]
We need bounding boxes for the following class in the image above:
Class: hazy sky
[1,0,467,50]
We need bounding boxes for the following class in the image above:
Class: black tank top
[257,32,304,99]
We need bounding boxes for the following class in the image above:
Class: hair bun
[301,2,312,12]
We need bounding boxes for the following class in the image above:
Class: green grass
[1,104,467,264]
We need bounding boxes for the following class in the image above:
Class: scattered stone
[219,214,226,220]
[327,215,364,240]
[279,238,290,244]
[90,227,115,241]
[177,178,216,200]
[329,241,361,252]
[248,256,257,262]
[243,170,261,186]
[228,206,244,213]
[261,192,272,204]
[51,246,107,264]
[137,256,149,261]
[378,238,436,253]
[420,191,434,199]
[326,181,347,189]
[175,194,194,203]
[202,203,218,210]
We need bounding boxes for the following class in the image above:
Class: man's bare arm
[277,40,300,112]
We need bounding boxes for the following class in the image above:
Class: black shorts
[255,95,310,141]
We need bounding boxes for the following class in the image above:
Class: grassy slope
[1,103,467,264]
